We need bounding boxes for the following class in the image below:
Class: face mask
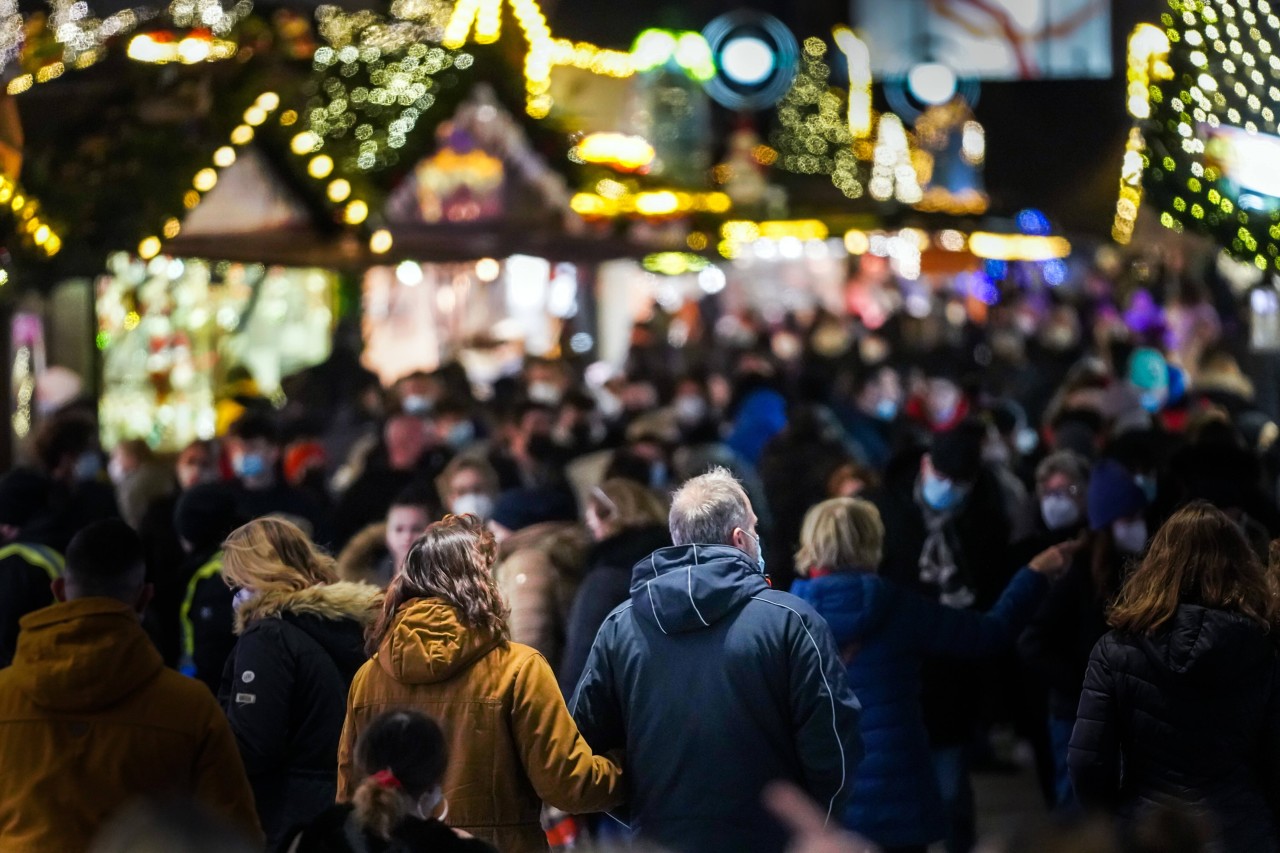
[232,588,255,611]
[674,395,708,427]
[1138,391,1164,414]
[874,398,899,421]
[451,492,494,520]
[234,452,268,480]
[416,786,446,821]
[649,461,669,490]
[402,394,433,415]
[922,470,966,511]
[445,420,476,450]
[928,395,960,427]
[1015,428,1040,455]
[595,390,623,421]
[73,452,101,482]
[982,440,1011,465]
[1040,495,1081,531]
[1134,474,1157,504]
[528,381,562,406]
[107,458,127,485]
[1112,518,1149,555]
[750,531,766,575]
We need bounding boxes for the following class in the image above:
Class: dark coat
[220,582,379,849]
[571,544,863,853]
[792,567,1047,847]
[0,543,60,668]
[1070,605,1280,851]
[872,460,1014,746]
[558,524,670,695]
[287,805,498,853]
[181,547,236,694]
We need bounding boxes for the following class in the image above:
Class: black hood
[589,525,671,572]
[1137,604,1275,680]
[629,544,769,634]
[285,613,369,681]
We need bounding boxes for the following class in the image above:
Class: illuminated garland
[1129,1,1280,267]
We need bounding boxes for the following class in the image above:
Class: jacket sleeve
[193,692,265,845]
[220,625,296,781]
[336,666,365,802]
[499,553,561,661]
[559,573,620,697]
[510,650,624,814]
[1016,566,1082,690]
[784,602,863,825]
[1068,638,1122,810]
[911,567,1049,658]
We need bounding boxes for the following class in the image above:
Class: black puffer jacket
[220,582,381,850]
[558,524,670,695]
[1070,605,1280,851]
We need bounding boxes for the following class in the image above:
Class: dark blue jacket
[571,544,862,853]
[792,567,1047,848]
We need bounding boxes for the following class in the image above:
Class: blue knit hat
[1086,459,1148,531]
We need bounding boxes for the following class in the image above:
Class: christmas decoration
[1119,2,1280,268]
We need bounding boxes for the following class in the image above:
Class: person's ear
[134,582,155,616]
[51,577,67,602]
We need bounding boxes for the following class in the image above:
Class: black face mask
[526,434,560,462]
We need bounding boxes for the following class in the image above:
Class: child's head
[352,710,449,839]
[385,485,433,571]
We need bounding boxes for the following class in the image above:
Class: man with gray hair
[571,467,862,853]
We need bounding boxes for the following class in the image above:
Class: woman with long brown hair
[1070,501,1280,851]
[337,514,622,853]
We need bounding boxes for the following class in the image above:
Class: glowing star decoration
[572,133,655,172]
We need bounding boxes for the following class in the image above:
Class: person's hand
[762,781,880,853]
[1028,535,1085,579]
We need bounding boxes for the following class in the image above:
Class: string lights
[0,175,62,257]
[1122,4,1280,266]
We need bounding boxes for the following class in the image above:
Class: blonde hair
[794,498,884,577]
[588,478,668,535]
[221,516,338,593]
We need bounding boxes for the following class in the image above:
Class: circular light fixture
[907,62,958,106]
[719,36,775,86]
[475,258,501,282]
[702,11,799,111]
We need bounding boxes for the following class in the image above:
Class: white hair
[669,467,752,546]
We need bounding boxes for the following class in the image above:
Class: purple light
[1043,259,1068,286]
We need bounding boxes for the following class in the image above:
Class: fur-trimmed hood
[235,581,382,635]
[336,522,390,586]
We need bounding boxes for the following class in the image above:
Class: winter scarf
[914,483,975,609]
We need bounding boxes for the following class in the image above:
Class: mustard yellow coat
[0,598,262,852]
[337,597,622,853]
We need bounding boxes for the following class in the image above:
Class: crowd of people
[1,297,1280,853]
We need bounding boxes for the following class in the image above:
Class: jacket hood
[336,522,389,584]
[629,544,768,634]
[498,520,588,564]
[793,572,893,645]
[588,525,671,572]
[11,598,162,712]
[377,597,502,684]
[234,581,383,635]
[1138,604,1274,678]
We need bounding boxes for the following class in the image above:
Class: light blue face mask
[235,452,268,480]
[874,399,899,421]
[1134,474,1157,504]
[922,470,966,511]
[750,531,766,575]
[73,452,101,482]
[446,420,476,450]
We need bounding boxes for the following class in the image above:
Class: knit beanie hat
[930,419,986,483]
[175,483,242,549]
[1086,459,1148,531]
[490,486,578,533]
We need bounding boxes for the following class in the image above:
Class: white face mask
[674,395,708,427]
[416,786,446,821]
[1112,518,1149,555]
[451,492,494,520]
[528,381,562,406]
[1040,495,1081,531]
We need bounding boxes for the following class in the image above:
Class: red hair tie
[370,769,402,790]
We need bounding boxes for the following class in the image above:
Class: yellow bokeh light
[327,179,352,203]
[369,229,393,253]
[308,155,335,179]
[163,218,182,239]
[193,168,218,192]
[230,125,254,145]
[344,200,369,224]
[255,92,280,112]
[291,132,322,155]
[243,105,269,127]
[213,146,236,168]
[138,237,162,259]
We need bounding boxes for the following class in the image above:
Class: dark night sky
[546,0,1165,236]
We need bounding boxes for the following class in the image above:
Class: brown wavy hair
[366,514,509,654]
[1109,501,1279,635]
[221,516,338,593]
